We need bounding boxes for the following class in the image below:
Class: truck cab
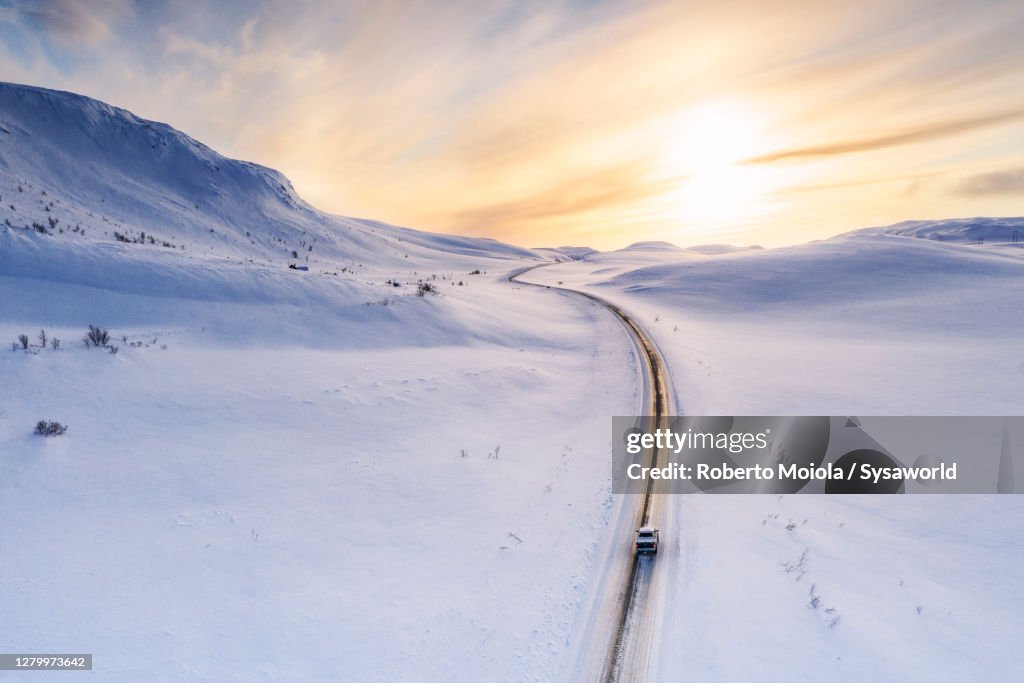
[635,526,659,554]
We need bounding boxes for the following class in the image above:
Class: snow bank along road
[509,265,677,682]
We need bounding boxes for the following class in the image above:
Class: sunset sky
[2,0,1024,249]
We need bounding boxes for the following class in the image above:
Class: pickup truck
[635,526,660,554]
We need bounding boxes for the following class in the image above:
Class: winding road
[508,264,676,682]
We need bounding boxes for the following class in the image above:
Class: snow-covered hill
[528,231,1024,413]
[522,231,1024,680]
[533,245,599,261]
[0,84,625,682]
[842,215,1024,246]
[0,82,544,275]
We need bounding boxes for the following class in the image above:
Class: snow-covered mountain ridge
[841,215,1024,245]
[0,81,544,278]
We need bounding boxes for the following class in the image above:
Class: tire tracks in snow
[508,264,675,682]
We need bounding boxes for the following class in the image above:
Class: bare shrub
[808,583,821,610]
[84,325,110,347]
[34,420,68,437]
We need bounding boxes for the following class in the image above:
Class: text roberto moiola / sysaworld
[623,427,957,484]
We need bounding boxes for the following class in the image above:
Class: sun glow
[659,101,776,229]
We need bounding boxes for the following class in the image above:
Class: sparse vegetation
[112,228,176,248]
[808,582,822,610]
[781,548,809,578]
[83,325,111,348]
[34,420,67,437]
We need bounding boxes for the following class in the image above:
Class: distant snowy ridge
[682,243,764,255]
[841,216,1024,245]
[618,241,685,252]
[533,246,599,261]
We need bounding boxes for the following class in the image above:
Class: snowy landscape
[2,82,1024,682]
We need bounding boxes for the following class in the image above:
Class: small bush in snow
[17,334,29,350]
[50,337,61,350]
[38,329,47,348]
[34,420,68,437]
[84,325,111,347]
[417,282,436,296]
[808,583,821,610]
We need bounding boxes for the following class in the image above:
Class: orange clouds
[3,1,1024,248]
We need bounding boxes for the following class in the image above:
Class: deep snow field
[522,233,1024,680]
[2,82,1024,681]
[0,83,642,681]
[0,255,637,682]
[525,234,1024,415]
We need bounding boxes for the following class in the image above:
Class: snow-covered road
[512,265,677,682]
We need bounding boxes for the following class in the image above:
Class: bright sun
[659,101,774,229]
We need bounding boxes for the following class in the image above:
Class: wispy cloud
[746,109,1024,164]
[8,0,132,47]
[449,159,678,237]
[2,1,1024,248]
[954,167,1024,196]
